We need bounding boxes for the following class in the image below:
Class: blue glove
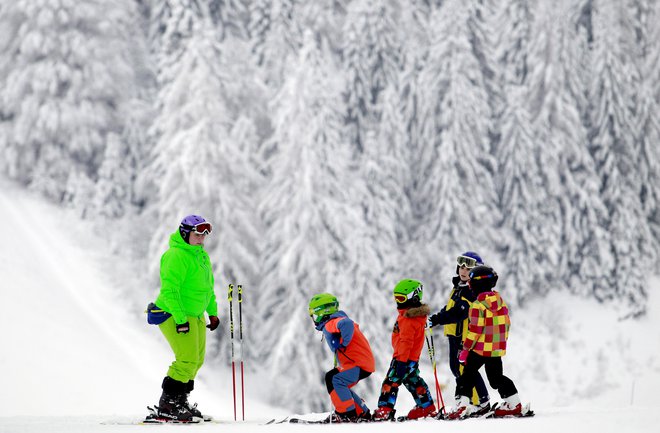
[329,334,342,352]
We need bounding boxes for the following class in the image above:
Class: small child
[372,279,436,421]
[448,265,527,419]
[309,293,375,423]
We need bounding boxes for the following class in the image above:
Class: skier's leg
[328,367,361,414]
[448,337,461,379]
[377,359,400,409]
[455,352,485,399]
[473,371,490,404]
[159,316,202,383]
[348,369,372,415]
[192,316,206,379]
[402,363,434,409]
[179,318,207,418]
[448,336,463,403]
[325,368,340,393]
[484,357,517,399]
[484,358,522,416]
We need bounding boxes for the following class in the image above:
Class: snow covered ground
[1,180,659,432]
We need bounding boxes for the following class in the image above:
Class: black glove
[428,308,446,327]
[176,322,190,334]
[207,316,219,331]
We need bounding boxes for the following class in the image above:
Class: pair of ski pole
[425,327,446,416]
[228,284,245,421]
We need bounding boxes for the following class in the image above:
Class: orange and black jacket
[391,304,430,362]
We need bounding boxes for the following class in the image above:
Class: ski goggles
[394,287,421,304]
[190,222,213,235]
[309,304,337,323]
[456,255,478,269]
[309,310,324,323]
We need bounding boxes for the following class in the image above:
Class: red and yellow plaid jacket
[462,291,510,357]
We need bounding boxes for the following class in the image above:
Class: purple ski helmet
[179,215,212,244]
[456,251,484,274]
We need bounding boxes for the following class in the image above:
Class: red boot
[494,394,522,417]
[372,406,395,421]
[445,396,469,420]
[494,402,522,417]
[407,403,437,420]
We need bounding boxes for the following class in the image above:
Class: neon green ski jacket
[155,232,217,325]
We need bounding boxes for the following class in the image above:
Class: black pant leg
[455,352,485,399]
[448,336,462,379]
[483,357,518,399]
[325,368,340,393]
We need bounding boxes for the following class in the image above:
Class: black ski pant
[455,352,517,400]
[448,336,489,404]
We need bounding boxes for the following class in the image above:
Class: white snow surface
[1,181,659,432]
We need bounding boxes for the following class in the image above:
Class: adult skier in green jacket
[150,215,219,422]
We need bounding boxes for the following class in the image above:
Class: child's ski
[484,402,535,418]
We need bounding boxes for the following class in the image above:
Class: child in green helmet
[372,280,437,421]
[309,293,375,423]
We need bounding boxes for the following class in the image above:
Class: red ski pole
[238,284,245,421]
[426,328,445,415]
[228,284,237,421]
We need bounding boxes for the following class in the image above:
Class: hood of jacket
[475,291,506,314]
[169,231,206,251]
[403,304,430,318]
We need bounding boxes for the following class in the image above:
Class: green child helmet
[309,293,339,325]
[393,279,423,308]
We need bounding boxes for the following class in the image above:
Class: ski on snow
[437,402,535,420]
[138,405,214,424]
[264,403,534,425]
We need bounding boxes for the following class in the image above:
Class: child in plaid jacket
[449,265,524,419]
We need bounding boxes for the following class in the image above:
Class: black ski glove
[207,316,219,331]
[428,308,446,328]
[176,322,190,334]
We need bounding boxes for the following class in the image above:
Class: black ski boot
[156,377,196,422]
[184,380,209,421]
[328,409,358,423]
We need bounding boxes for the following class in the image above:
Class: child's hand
[428,309,444,327]
[329,334,342,351]
[458,349,469,364]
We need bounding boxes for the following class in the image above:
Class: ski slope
[0,180,658,432]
